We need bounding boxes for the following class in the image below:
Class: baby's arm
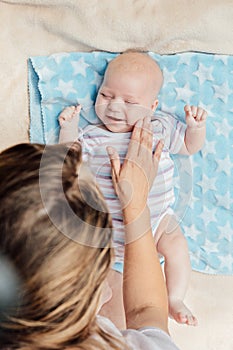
[179,105,207,155]
[58,105,81,144]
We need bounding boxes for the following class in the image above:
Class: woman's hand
[107,117,163,217]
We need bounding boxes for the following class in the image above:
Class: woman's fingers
[106,146,120,184]
[139,116,153,155]
[127,117,153,159]
[107,119,164,209]
[153,140,164,162]
[127,119,142,158]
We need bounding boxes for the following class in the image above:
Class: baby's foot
[169,297,198,326]
[58,105,81,143]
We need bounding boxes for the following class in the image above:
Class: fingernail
[136,119,143,127]
[145,116,151,123]
[159,139,164,147]
[106,146,114,155]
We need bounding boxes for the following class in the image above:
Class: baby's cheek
[95,99,106,119]
[127,105,149,124]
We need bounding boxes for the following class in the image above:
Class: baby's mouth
[107,115,124,122]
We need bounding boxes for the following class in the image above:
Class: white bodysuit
[79,112,186,264]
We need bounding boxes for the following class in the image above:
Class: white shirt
[97,315,180,350]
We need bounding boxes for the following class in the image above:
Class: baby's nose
[108,98,123,112]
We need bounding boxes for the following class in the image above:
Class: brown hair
[0,143,125,349]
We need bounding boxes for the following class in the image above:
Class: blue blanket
[28,51,233,275]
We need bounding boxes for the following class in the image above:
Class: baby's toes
[186,315,198,327]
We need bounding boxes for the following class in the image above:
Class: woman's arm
[107,117,169,333]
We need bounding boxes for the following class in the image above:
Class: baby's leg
[156,217,197,326]
[58,105,81,144]
[99,269,126,330]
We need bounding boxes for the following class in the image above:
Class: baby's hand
[184,105,207,129]
[59,105,81,127]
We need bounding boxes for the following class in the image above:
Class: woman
[0,117,179,349]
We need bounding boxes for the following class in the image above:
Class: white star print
[91,71,103,86]
[197,173,217,192]
[213,118,232,133]
[78,92,95,110]
[212,82,232,104]
[220,222,233,238]
[177,53,193,65]
[190,254,203,268]
[199,205,217,223]
[162,67,177,84]
[105,56,114,63]
[213,55,229,65]
[55,80,77,98]
[44,103,54,111]
[50,52,70,65]
[216,191,233,211]
[39,66,56,81]
[92,51,101,58]
[184,223,199,234]
[214,128,228,138]
[175,83,196,103]
[193,63,214,85]
[218,253,233,272]
[198,102,216,118]
[187,192,198,207]
[206,239,221,253]
[71,57,90,77]
[201,140,217,155]
[160,101,177,115]
[217,155,231,178]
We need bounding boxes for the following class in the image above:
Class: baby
[58,51,207,327]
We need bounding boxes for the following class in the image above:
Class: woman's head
[0,142,115,349]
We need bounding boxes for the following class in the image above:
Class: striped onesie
[79,112,186,265]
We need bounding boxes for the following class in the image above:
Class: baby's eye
[125,100,137,105]
[100,92,112,99]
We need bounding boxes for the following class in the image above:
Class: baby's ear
[151,99,159,112]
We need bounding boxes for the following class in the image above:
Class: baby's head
[95,50,163,132]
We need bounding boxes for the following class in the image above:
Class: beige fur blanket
[1,0,233,150]
[0,1,233,349]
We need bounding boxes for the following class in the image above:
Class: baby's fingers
[194,107,205,121]
[199,109,208,121]
[184,104,191,114]
[75,104,82,114]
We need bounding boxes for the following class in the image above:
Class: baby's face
[95,69,158,133]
